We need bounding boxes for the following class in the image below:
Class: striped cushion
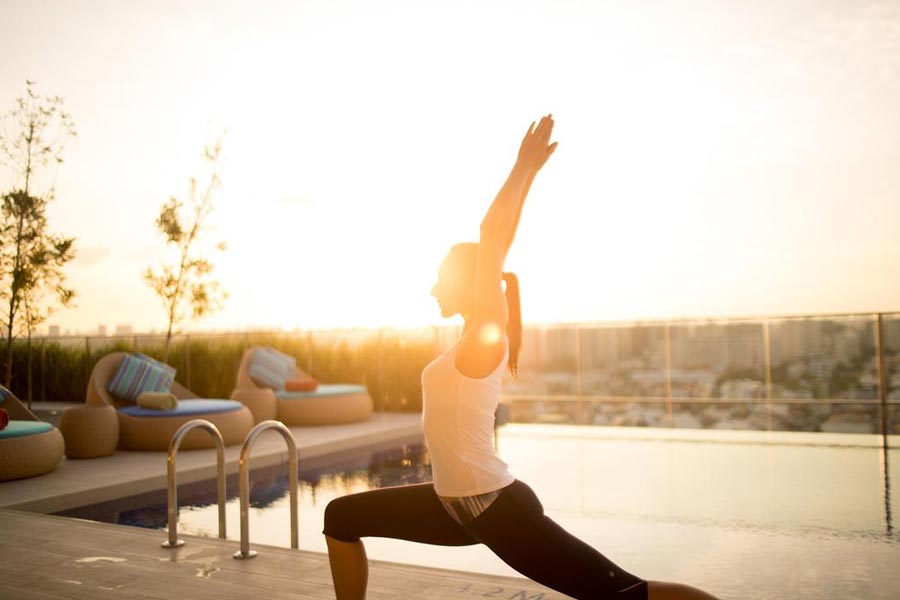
[107,353,176,403]
[135,352,169,369]
[248,347,296,390]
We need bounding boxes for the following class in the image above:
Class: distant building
[671,412,702,429]
[833,328,861,364]
[670,323,762,371]
[114,324,133,336]
[720,378,765,399]
[820,411,875,434]
[97,325,107,337]
[48,325,61,337]
[884,318,900,353]
[770,319,826,364]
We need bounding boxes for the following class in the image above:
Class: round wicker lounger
[0,389,65,481]
[275,384,373,426]
[232,348,373,426]
[0,425,65,481]
[81,352,253,451]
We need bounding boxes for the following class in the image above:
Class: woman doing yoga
[323,115,721,600]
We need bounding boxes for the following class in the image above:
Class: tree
[145,138,227,363]
[0,80,77,389]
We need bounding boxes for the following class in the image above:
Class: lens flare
[478,322,502,345]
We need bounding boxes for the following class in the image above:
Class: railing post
[763,321,773,432]
[377,328,385,410]
[874,313,893,535]
[40,336,46,404]
[84,336,91,389]
[575,326,582,397]
[162,419,227,548]
[306,330,313,374]
[234,420,299,559]
[575,327,585,423]
[664,323,673,428]
[185,334,191,391]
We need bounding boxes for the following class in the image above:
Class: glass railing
[5,311,899,436]
[501,312,899,438]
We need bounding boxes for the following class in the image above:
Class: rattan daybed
[232,347,373,426]
[0,386,64,481]
[74,352,253,451]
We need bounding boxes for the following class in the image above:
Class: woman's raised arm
[456,115,557,378]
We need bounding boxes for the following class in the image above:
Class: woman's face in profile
[430,255,471,318]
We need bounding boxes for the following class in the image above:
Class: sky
[1,0,898,334]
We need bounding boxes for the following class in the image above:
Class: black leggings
[323,479,648,600]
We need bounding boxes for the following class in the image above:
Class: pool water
[59,424,900,600]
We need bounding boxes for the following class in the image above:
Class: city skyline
[16,312,900,434]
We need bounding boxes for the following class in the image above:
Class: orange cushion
[284,378,319,392]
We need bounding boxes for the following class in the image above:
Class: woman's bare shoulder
[454,326,507,379]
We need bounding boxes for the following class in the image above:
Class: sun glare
[2,0,898,334]
[478,323,503,346]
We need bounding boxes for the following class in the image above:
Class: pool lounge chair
[232,348,373,426]
[0,386,65,481]
[78,352,253,451]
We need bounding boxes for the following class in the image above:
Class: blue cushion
[276,384,366,401]
[107,353,176,403]
[0,385,11,405]
[0,420,54,439]
[248,347,296,390]
[118,399,242,418]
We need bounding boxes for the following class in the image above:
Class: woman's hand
[515,114,558,175]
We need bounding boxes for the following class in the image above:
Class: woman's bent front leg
[325,535,368,600]
[322,482,478,599]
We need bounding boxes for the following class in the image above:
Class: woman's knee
[323,496,360,543]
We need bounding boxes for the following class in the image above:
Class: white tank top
[421,338,515,497]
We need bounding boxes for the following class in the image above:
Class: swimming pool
[58,424,900,599]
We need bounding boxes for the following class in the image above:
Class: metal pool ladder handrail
[162,419,227,548]
[233,420,298,559]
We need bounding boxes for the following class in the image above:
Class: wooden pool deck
[1,413,562,599]
[1,509,562,600]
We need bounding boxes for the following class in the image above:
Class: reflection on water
[502,425,898,540]
[58,425,900,600]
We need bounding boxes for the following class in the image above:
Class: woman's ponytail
[502,272,521,377]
